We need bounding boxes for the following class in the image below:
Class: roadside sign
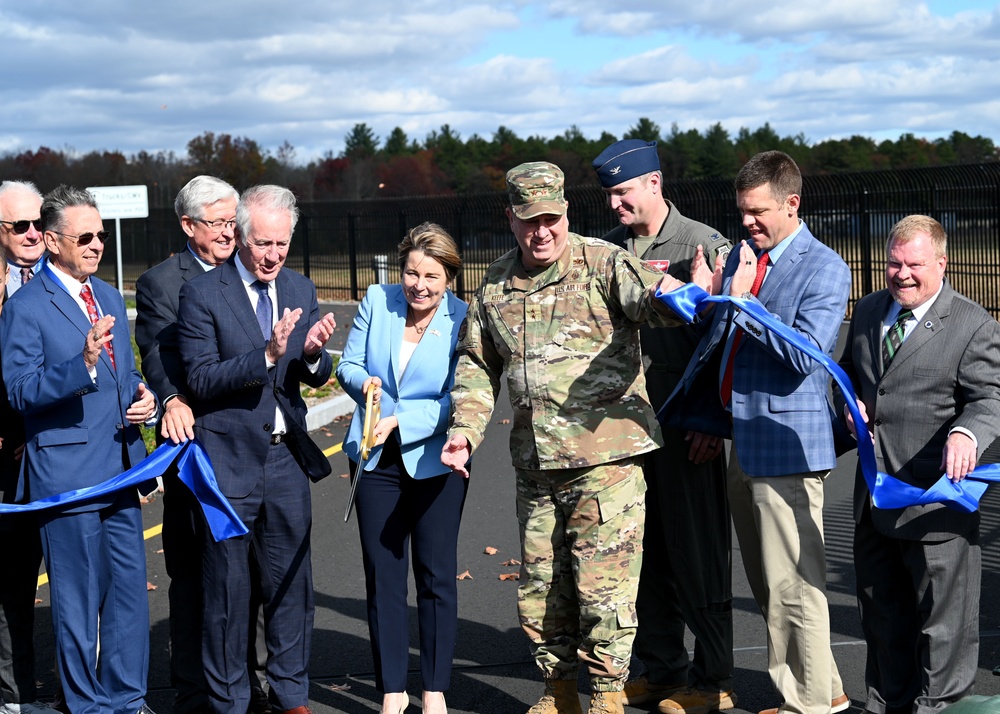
[86,185,149,219]
[85,184,150,293]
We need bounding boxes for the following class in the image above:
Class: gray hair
[40,185,99,234]
[0,180,43,221]
[236,185,299,245]
[174,175,239,222]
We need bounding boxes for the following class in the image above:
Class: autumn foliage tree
[0,120,995,208]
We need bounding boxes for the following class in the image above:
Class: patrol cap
[592,139,660,188]
[506,161,568,219]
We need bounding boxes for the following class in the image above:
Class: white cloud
[0,1,996,162]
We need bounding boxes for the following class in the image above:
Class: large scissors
[344,384,380,522]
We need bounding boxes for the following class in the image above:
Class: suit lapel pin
[429,328,441,337]
[924,320,933,329]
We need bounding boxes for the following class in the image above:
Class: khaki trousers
[727,450,844,714]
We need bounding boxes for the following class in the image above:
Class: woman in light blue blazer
[337,223,469,714]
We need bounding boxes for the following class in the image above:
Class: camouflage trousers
[514,457,645,692]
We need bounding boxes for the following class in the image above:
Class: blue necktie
[253,280,272,341]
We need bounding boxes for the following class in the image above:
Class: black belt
[270,433,287,445]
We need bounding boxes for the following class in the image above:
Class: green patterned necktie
[881,308,913,369]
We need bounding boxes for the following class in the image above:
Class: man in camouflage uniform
[441,161,684,714]
[593,140,736,714]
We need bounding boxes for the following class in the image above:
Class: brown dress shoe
[277,707,312,714]
[658,687,737,714]
[621,676,685,706]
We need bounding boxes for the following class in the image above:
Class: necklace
[408,306,435,335]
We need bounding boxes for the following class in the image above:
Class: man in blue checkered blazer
[663,151,852,714]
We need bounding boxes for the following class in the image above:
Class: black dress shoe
[248,686,271,714]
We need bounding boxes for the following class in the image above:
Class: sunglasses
[0,219,43,234]
[50,230,111,246]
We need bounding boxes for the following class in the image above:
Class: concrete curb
[305,392,355,431]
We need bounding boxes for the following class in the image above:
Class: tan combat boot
[588,690,625,714]
[526,679,584,714]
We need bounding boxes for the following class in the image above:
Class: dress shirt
[44,260,105,383]
[233,258,322,436]
[719,221,807,399]
[881,284,974,447]
[187,244,219,273]
[6,258,44,296]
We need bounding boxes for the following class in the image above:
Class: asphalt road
[39,302,1000,712]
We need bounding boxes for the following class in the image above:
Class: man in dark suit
[0,181,47,714]
[837,215,1000,714]
[662,151,850,714]
[135,176,239,714]
[178,185,336,714]
[0,185,158,714]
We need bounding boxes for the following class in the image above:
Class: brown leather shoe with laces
[621,675,686,706]
[657,687,737,714]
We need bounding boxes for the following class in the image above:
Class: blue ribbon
[655,283,1000,513]
[0,440,248,541]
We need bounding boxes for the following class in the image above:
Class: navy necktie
[253,280,272,341]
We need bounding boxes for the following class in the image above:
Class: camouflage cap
[506,161,568,219]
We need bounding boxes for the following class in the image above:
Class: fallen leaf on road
[339,473,349,479]
[34,598,42,605]
[155,548,164,554]
[498,419,511,424]
[484,546,498,555]
[502,558,521,566]
[327,682,351,691]
[499,573,520,581]
[147,582,157,591]
[457,570,473,580]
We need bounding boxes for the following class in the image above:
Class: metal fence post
[300,214,311,279]
[859,188,873,296]
[348,213,359,301]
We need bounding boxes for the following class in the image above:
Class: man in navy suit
[0,180,47,714]
[135,176,242,714]
[663,152,850,714]
[178,185,336,714]
[0,185,158,714]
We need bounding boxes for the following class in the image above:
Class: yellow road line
[38,445,342,589]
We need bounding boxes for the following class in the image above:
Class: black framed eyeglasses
[195,218,237,231]
[0,219,43,234]
[51,230,111,246]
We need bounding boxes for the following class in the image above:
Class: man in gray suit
[135,175,239,714]
[837,214,1000,714]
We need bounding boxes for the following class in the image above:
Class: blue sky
[1,1,997,163]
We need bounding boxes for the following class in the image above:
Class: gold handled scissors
[344,383,381,522]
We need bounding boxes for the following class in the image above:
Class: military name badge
[646,259,670,272]
[733,309,765,343]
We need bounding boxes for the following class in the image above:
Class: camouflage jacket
[449,232,680,471]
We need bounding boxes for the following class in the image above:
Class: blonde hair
[397,222,462,282]
[887,215,947,258]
